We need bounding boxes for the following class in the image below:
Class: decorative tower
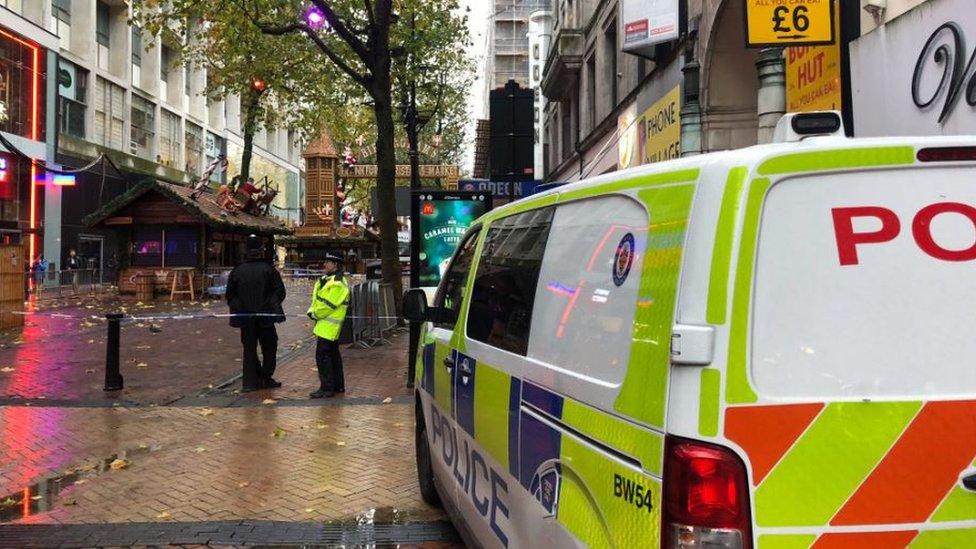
[302,127,339,230]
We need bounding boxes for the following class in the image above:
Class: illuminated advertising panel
[410,191,491,288]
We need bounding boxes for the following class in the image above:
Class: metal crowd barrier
[26,268,116,298]
[348,280,399,348]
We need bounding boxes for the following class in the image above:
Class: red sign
[832,203,976,265]
[422,202,435,216]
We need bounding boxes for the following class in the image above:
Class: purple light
[304,6,328,30]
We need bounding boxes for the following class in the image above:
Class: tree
[133,0,472,306]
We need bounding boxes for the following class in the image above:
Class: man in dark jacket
[226,235,286,392]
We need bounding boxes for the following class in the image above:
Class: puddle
[0,444,159,522]
[352,507,411,525]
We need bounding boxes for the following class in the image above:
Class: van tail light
[662,436,752,549]
[917,147,976,162]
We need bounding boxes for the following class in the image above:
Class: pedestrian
[31,255,47,296]
[66,248,82,293]
[226,234,286,392]
[307,251,350,399]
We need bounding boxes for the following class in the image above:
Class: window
[96,2,110,70]
[528,197,648,383]
[184,66,192,98]
[467,207,553,355]
[1,0,23,16]
[585,55,596,132]
[131,227,162,267]
[158,110,180,166]
[131,26,142,84]
[532,43,540,60]
[184,122,203,175]
[604,23,618,109]
[433,228,481,330]
[50,0,70,50]
[132,227,198,267]
[0,32,46,140]
[130,95,154,159]
[205,132,225,184]
[160,45,173,99]
[93,77,124,149]
[57,60,87,138]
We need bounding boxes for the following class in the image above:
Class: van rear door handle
[961,473,976,492]
[443,356,454,372]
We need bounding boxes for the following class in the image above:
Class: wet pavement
[0,280,458,547]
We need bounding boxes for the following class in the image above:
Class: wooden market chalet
[84,178,292,295]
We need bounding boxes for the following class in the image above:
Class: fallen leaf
[238,481,250,488]
[30,495,42,501]
[393,422,404,427]
[0,497,16,508]
[136,362,148,369]
[382,397,393,404]
[138,443,148,449]
[315,423,327,430]
[156,511,172,520]
[63,499,77,506]
[271,427,288,438]
[195,447,206,453]
[85,369,95,374]
[109,458,129,470]
[304,508,315,513]
[199,408,215,417]
[336,441,346,447]
[213,432,222,437]
[0,367,13,373]
[74,479,87,485]
[262,398,277,405]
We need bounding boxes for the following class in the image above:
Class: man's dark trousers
[241,323,278,389]
[315,337,344,392]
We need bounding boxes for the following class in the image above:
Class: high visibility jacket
[307,273,350,340]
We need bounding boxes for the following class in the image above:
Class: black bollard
[104,313,124,391]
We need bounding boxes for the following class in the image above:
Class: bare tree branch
[309,0,371,64]
[255,21,372,89]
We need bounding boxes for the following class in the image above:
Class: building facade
[0,1,304,275]
[487,0,551,90]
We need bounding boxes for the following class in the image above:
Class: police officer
[227,235,286,392]
[307,251,350,398]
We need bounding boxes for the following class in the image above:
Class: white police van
[404,112,976,548]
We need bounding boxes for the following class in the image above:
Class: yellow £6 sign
[745,0,835,47]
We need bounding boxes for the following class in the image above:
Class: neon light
[53,175,75,186]
[0,29,43,259]
[29,164,36,260]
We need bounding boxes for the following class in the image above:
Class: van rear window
[752,167,976,399]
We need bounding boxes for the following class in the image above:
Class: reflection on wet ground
[0,444,159,522]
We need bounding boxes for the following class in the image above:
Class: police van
[403,112,976,548]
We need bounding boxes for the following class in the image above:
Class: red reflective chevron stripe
[831,400,976,525]
[812,530,918,548]
[725,403,824,485]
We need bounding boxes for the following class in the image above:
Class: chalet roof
[83,180,293,235]
[303,127,338,158]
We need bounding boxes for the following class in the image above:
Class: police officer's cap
[323,251,344,263]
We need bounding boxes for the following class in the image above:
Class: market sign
[745,0,835,48]
[618,85,681,170]
[785,6,841,112]
[620,0,680,57]
[410,191,492,288]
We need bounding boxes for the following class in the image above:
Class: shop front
[851,0,976,137]
[0,24,47,260]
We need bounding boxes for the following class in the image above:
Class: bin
[135,272,154,302]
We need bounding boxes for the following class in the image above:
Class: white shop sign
[851,0,976,136]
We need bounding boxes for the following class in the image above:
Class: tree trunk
[371,59,403,315]
[240,90,259,184]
